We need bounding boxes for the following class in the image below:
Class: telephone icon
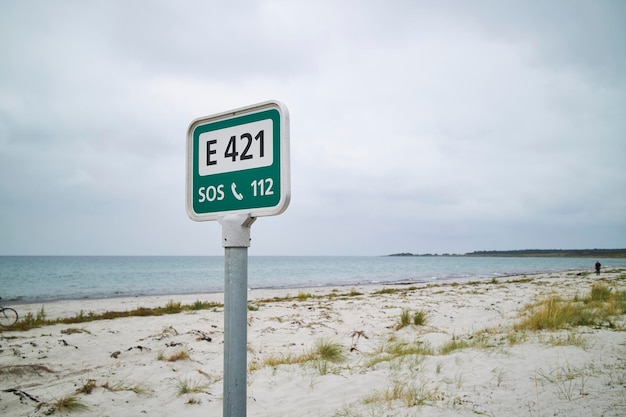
[231,182,244,200]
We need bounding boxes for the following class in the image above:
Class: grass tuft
[439,335,471,355]
[176,378,208,396]
[396,309,412,330]
[61,327,90,335]
[515,296,582,331]
[367,339,433,367]
[101,380,146,394]
[41,394,89,412]
[413,309,428,326]
[157,348,190,362]
[164,300,182,313]
[249,338,345,372]
[296,291,312,301]
[189,300,212,310]
[396,309,429,330]
[76,379,97,394]
[365,379,440,408]
[588,284,612,302]
[312,339,345,363]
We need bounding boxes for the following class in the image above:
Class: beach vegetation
[168,348,190,362]
[18,312,37,328]
[329,288,365,300]
[101,379,146,394]
[454,371,465,389]
[3,300,224,332]
[515,296,574,330]
[436,362,444,374]
[311,338,345,363]
[332,406,365,417]
[36,306,46,322]
[413,309,428,326]
[248,353,298,371]
[176,378,208,396]
[505,331,528,346]
[61,327,90,335]
[439,335,471,355]
[397,309,411,329]
[157,348,190,362]
[39,394,89,413]
[395,308,429,330]
[588,284,612,302]
[189,299,213,310]
[515,284,626,331]
[350,330,368,351]
[164,300,182,313]
[535,363,592,401]
[364,379,440,408]
[545,332,589,349]
[128,383,147,394]
[492,367,507,387]
[76,379,97,394]
[368,339,433,367]
[297,291,313,300]
[249,338,345,373]
[372,287,402,295]
[14,306,48,330]
[314,359,331,375]
[0,364,55,378]
[437,331,495,355]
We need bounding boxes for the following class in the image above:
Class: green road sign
[186,101,290,221]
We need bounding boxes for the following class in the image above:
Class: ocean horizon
[2,255,625,304]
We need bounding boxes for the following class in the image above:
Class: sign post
[186,101,290,417]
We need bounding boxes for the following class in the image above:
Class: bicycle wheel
[0,307,18,327]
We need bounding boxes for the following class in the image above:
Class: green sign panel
[186,101,290,221]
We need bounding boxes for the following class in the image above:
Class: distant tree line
[388,249,626,258]
[464,249,626,258]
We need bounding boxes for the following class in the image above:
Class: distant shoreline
[389,249,626,258]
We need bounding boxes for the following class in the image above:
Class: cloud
[0,0,624,255]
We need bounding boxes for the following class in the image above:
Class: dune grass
[367,338,434,368]
[396,309,429,330]
[397,309,412,329]
[76,379,97,394]
[438,335,472,355]
[3,300,224,332]
[157,348,190,362]
[313,338,345,362]
[514,283,626,331]
[364,379,440,408]
[249,338,345,372]
[38,394,89,413]
[176,378,208,396]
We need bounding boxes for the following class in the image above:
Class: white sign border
[186,100,290,222]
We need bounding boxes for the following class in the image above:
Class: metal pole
[224,247,247,417]
[219,215,255,417]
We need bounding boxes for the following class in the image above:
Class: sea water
[1,256,624,304]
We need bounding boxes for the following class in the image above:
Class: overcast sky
[1,0,624,256]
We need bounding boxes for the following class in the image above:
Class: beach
[1,269,625,416]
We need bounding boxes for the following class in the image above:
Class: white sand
[1,270,625,416]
